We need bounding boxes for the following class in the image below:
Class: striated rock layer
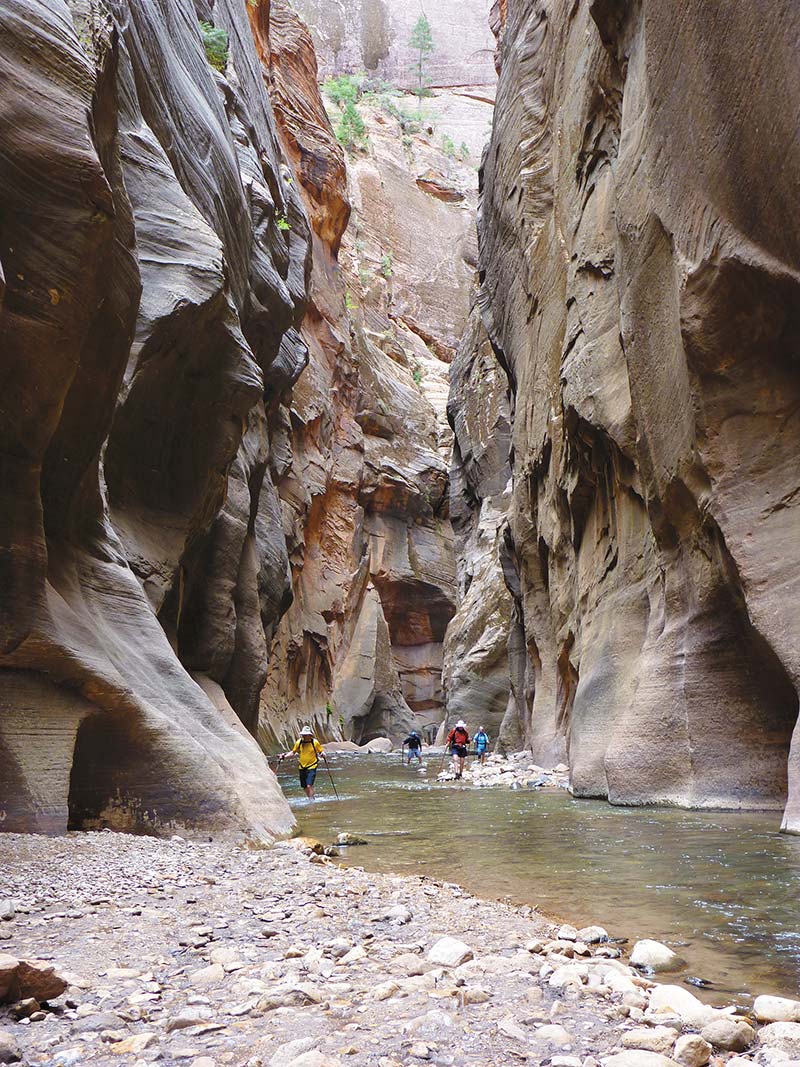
[473,0,800,821]
[0,0,314,838]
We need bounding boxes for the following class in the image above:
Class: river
[277,753,800,1006]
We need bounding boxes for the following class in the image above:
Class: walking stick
[320,752,340,800]
[401,743,406,765]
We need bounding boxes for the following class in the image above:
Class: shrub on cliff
[199,21,228,73]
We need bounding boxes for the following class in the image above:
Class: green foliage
[325,701,333,719]
[441,134,456,158]
[412,366,423,385]
[409,14,434,100]
[276,213,291,232]
[323,72,364,106]
[335,100,368,152]
[199,21,229,73]
[345,290,357,311]
[459,141,470,158]
[379,251,393,279]
[358,267,371,288]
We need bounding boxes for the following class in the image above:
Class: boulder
[427,937,474,967]
[758,1022,800,1058]
[359,737,394,753]
[630,941,685,974]
[14,959,67,1002]
[0,957,18,1002]
[648,985,719,1028]
[754,996,800,1024]
[700,1018,756,1052]
[578,926,609,944]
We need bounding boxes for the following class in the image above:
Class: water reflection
[280,754,800,1003]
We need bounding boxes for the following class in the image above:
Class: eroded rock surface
[0,0,313,837]
[471,0,800,819]
[258,80,476,745]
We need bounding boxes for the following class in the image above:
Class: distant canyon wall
[469,0,800,824]
[257,2,484,746]
[0,0,316,838]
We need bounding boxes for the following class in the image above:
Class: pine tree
[409,13,434,103]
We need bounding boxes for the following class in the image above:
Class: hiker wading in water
[403,730,423,765]
[474,725,489,764]
[280,726,324,800]
[447,720,470,779]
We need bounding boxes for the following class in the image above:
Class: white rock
[673,1034,712,1067]
[497,1015,527,1042]
[338,945,367,966]
[286,1054,342,1067]
[558,924,579,942]
[427,937,474,968]
[630,940,684,973]
[620,1026,676,1054]
[578,926,609,944]
[552,1059,582,1067]
[648,985,720,1027]
[536,1024,575,1046]
[270,1039,319,1067]
[0,1029,21,1065]
[758,1022,800,1058]
[755,997,800,1024]
[549,964,588,990]
[383,905,412,925]
[191,963,225,986]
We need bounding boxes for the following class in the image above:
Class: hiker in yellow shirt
[280,726,325,800]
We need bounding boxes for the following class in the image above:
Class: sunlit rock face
[477,0,800,818]
[0,0,310,838]
[256,32,476,745]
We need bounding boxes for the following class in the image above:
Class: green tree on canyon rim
[409,12,434,104]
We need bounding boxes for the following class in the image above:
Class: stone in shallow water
[630,940,684,973]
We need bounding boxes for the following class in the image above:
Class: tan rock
[620,1027,677,1054]
[673,1034,711,1067]
[754,996,800,1024]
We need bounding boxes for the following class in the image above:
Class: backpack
[452,727,468,745]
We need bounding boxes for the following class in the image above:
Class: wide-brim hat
[300,726,313,736]
[456,720,466,728]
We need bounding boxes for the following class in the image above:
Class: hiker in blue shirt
[474,726,489,765]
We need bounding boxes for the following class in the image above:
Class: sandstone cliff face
[256,63,482,746]
[475,0,800,822]
[0,0,311,837]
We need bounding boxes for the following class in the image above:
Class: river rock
[0,904,14,923]
[427,937,474,967]
[558,924,579,942]
[269,1038,319,1067]
[672,1035,711,1067]
[648,986,719,1027]
[758,1022,800,1058]
[0,1031,21,1065]
[535,1024,575,1046]
[72,1011,127,1033]
[336,833,369,846]
[0,957,18,1002]
[603,1054,681,1067]
[630,941,684,973]
[286,1054,342,1067]
[621,1027,676,1054]
[578,926,609,944]
[700,1018,756,1052]
[359,738,394,754]
[754,997,800,1024]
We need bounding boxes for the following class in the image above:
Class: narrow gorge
[1,0,799,837]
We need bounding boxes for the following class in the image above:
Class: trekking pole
[401,743,406,765]
[320,753,340,800]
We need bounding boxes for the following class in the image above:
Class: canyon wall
[0,0,314,838]
[472,0,800,822]
[256,13,482,746]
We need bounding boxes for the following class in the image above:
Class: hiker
[447,720,470,779]
[403,730,423,765]
[280,726,325,800]
[474,725,489,764]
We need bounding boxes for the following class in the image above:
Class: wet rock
[336,834,369,847]
[754,996,800,1024]
[699,1018,756,1052]
[630,941,684,974]
[579,927,609,944]
[427,938,474,967]
[672,1034,712,1067]
[0,1031,21,1065]
[757,1022,800,1058]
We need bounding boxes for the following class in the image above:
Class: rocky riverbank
[1,833,799,1067]
[435,751,571,791]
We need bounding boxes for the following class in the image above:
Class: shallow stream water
[278,753,800,1005]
